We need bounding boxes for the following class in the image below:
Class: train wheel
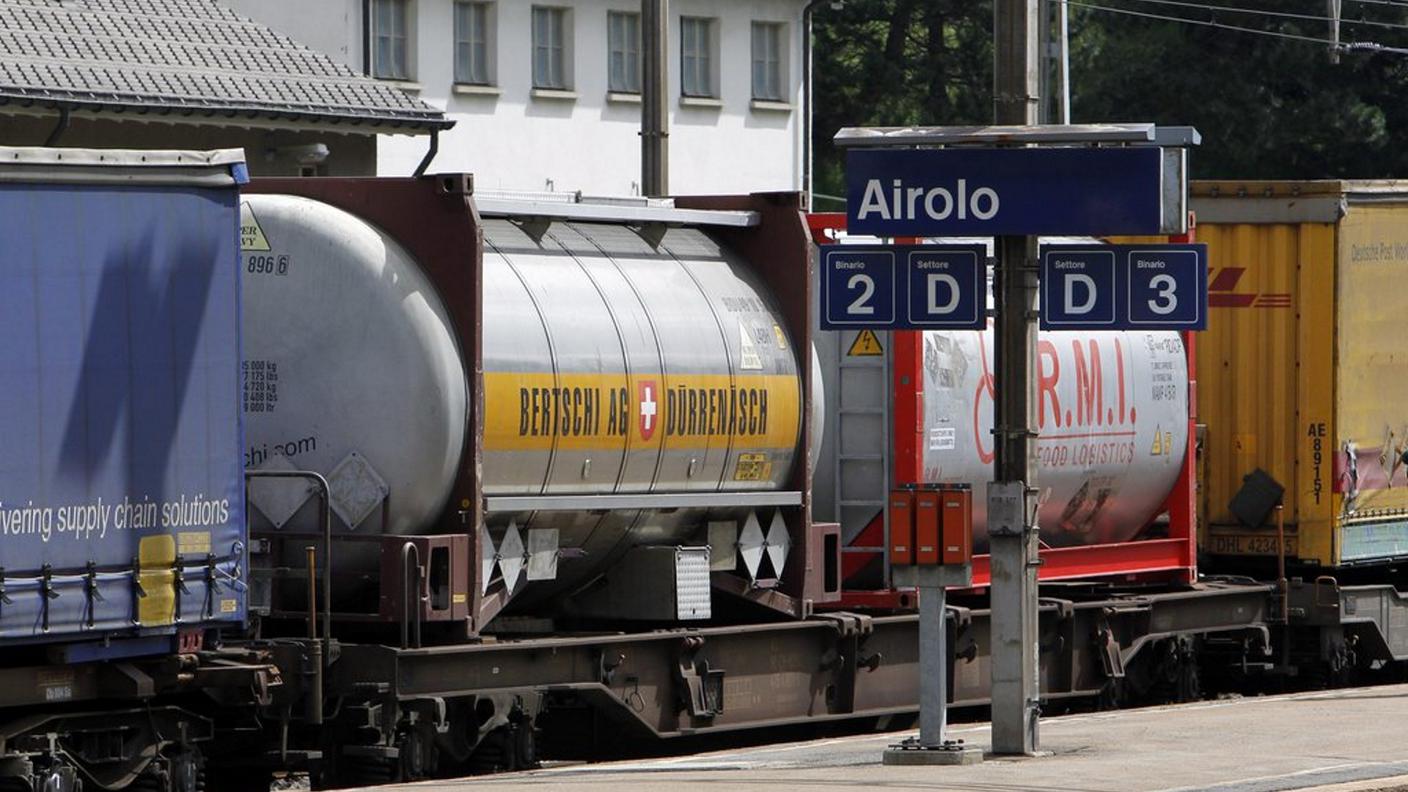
[467,712,537,775]
[201,773,269,792]
[395,724,438,783]
[129,749,203,792]
[37,763,80,792]
[332,757,395,789]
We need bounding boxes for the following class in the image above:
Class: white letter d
[1064,274,1097,314]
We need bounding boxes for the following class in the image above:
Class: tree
[812,0,993,207]
[1068,1,1405,178]
[812,0,1408,199]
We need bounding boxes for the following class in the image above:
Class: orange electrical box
[940,488,973,565]
[888,489,915,566]
[915,488,941,565]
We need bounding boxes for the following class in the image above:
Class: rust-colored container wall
[1193,181,1408,567]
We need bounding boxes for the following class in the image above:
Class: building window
[532,6,570,90]
[372,0,410,80]
[680,16,715,98]
[751,22,784,101]
[455,2,493,85]
[607,11,640,94]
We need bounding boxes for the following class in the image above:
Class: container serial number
[247,255,290,276]
[1209,534,1298,556]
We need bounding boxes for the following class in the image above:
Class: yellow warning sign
[1150,427,1173,456]
[847,329,884,357]
[137,534,176,627]
[240,202,271,251]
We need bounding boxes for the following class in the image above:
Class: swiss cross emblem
[638,380,659,440]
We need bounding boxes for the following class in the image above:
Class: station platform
[373,683,1408,792]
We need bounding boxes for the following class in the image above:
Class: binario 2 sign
[845,147,1166,236]
[821,244,986,330]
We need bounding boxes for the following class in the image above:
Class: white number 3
[1148,274,1177,315]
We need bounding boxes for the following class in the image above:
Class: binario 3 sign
[1040,244,1208,330]
[845,147,1167,236]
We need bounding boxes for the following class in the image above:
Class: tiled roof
[0,0,451,132]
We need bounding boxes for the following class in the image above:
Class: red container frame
[808,213,1198,606]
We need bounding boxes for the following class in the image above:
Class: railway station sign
[1040,244,1208,330]
[844,147,1166,237]
[821,244,986,330]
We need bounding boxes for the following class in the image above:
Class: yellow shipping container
[1194,181,1408,567]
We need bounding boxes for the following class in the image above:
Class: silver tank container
[240,195,468,535]
[479,218,803,606]
[481,218,800,495]
[239,195,804,609]
[921,328,1188,547]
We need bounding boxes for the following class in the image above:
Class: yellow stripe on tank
[484,372,800,452]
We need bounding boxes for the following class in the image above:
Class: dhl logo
[1208,267,1291,309]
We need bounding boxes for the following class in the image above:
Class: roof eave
[0,94,454,135]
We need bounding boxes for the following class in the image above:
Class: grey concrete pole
[642,0,669,197]
[990,0,1042,757]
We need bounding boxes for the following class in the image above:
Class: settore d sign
[845,147,1167,236]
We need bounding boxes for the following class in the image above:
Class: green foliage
[813,0,1408,192]
[812,0,993,205]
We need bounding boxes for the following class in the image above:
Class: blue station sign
[821,244,987,330]
[1040,244,1208,330]
[845,147,1166,237]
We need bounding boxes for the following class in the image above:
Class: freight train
[1,148,1406,792]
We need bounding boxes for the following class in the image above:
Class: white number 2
[847,274,876,315]
[1148,274,1178,315]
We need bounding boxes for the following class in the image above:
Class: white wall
[223,0,363,68]
[223,0,806,196]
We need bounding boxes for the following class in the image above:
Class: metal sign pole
[884,563,978,765]
[990,0,1042,756]
[831,123,1195,772]
[917,584,947,747]
[831,120,1196,759]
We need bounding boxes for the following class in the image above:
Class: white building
[222,0,809,196]
[0,0,447,176]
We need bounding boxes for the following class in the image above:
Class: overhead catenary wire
[1102,0,1408,31]
[1345,0,1408,9]
[1053,0,1408,54]
[1056,0,1345,44]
